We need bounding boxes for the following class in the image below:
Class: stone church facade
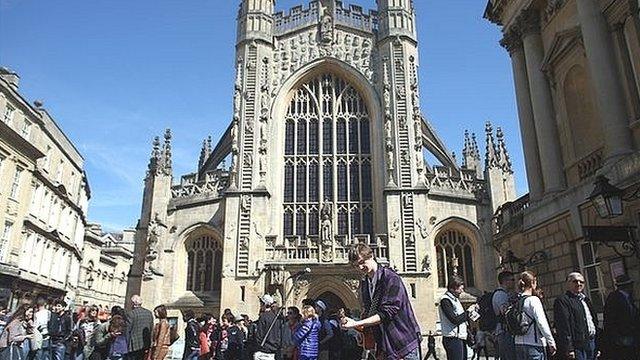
[126,0,517,331]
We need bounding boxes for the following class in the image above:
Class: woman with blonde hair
[514,271,556,360]
[151,305,171,360]
[293,305,321,360]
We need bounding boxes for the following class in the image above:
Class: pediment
[541,26,583,75]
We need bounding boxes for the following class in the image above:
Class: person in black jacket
[182,310,200,360]
[254,295,282,360]
[553,272,598,360]
[603,274,639,360]
[48,299,73,360]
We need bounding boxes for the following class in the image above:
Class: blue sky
[0,0,521,231]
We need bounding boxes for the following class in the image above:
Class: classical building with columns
[486,0,640,316]
[127,0,518,331]
[0,67,90,308]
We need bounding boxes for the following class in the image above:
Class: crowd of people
[0,294,165,360]
[438,270,639,360]
[177,294,363,360]
[0,246,637,360]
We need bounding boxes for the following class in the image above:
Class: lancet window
[435,229,475,288]
[186,235,222,292]
[283,73,373,240]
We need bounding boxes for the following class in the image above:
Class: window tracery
[435,229,475,288]
[283,73,373,239]
[186,235,222,292]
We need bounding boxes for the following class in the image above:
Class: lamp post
[499,249,549,272]
[588,175,624,218]
[585,175,640,259]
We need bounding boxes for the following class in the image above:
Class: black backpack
[504,295,535,336]
[478,289,504,332]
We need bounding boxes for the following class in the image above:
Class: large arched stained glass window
[283,73,373,240]
[435,229,475,288]
[186,235,223,292]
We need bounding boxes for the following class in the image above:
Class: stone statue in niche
[243,152,253,168]
[143,213,165,279]
[320,202,332,245]
[229,146,239,187]
[421,254,432,274]
[245,118,254,134]
[233,89,242,121]
[320,9,334,45]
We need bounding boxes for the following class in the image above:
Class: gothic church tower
[128,0,515,334]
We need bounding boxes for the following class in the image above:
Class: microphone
[290,268,311,278]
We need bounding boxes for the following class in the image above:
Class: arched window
[283,73,373,239]
[186,234,222,292]
[435,229,475,288]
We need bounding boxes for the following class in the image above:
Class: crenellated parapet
[274,1,378,36]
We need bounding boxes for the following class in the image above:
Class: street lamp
[498,250,548,272]
[588,175,623,219]
[86,276,94,289]
[585,175,640,259]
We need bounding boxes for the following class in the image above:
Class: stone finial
[162,129,173,176]
[462,130,471,158]
[147,136,162,175]
[198,136,213,170]
[496,127,513,173]
[485,121,500,169]
[471,133,480,161]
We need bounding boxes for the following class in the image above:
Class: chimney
[0,67,20,89]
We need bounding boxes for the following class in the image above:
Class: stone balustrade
[265,233,388,264]
[171,169,228,199]
[427,166,483,198]
[493,194,530,235]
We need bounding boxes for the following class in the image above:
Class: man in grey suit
[127,295,154,360]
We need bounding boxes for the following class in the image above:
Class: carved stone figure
[320,10,334,44]
[320,203,332,245]
[143,213,165,279]
[229,147,239,187]
[421,254,432,274]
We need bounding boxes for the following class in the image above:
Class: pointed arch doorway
[304,276,360,313]
[316,291,346,312]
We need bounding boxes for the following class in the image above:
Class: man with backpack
[491,271,516,360]
[553,272,598,360]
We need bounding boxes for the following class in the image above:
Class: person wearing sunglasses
[553,272,598,360]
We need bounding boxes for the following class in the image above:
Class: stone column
[612,22,640,121]
[501,30,544,201]
[519,9,566,194]
[576,0,634,160]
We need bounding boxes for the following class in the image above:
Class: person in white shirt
[33,297,51,360]
[514,271,556,360]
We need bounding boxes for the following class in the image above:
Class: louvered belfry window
[283,73,373,239]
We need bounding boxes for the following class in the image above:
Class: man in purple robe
[342,243,422,360]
